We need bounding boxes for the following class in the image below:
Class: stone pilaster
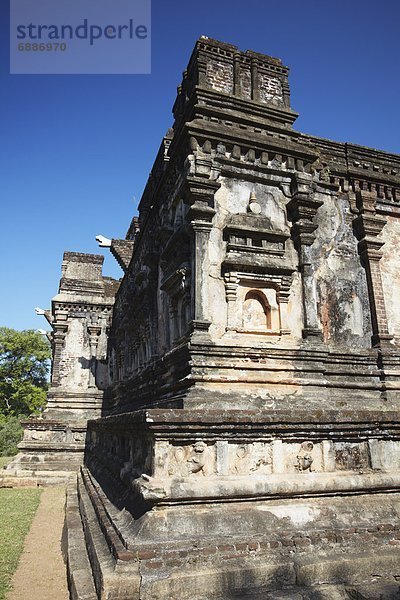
[184,176,220,337]
[276,275,293,335]
[287,174,323,341]
[233,51,241,96]
[352,189,393,348]
[51,309,69,386]
[88,321,102,388]
[224,272,239,331]
[250,57,260,102]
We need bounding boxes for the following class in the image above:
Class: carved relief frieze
[150,438,373,479]
[334,441,370,472]
[23,428,85,443]
[114,434,400,488]
[230,442,272,475]
[295,441,314,472]
[166,441,216,477]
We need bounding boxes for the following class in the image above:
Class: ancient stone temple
[4,252,119,483]
[15,36,400,597]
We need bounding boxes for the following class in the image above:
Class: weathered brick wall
[206,59,233,94]
[138,524,400,574]
[111,239,134,271]
[259,73,283,104]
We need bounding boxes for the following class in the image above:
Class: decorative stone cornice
[287,174,323,250]
[353,190,387,262]
[183,176,220,225]
[87,324,102,340]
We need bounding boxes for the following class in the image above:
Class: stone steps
[65,478,98,600]
[71,470,141,599]
[247,581,400,599]
[66,469,400,599]
[0,469,74,487]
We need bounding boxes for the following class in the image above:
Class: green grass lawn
[0,487,42,599]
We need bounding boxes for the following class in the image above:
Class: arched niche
[242,290,272,330]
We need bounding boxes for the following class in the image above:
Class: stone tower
[64,38,400,598]
[5,252,119,482]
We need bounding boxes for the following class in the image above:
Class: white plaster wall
[311,193,371,348]
[221,178,287,230]
[379,216,400,341]
[59,318,91,389]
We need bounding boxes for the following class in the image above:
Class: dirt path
[6,486,69,600]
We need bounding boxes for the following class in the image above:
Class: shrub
[0,416,23,457]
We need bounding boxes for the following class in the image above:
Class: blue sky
[1,0,399,332]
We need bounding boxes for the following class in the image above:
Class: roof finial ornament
[247,190,261,215]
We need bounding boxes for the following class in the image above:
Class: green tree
[0,415,24,456]
[0,327,51,418]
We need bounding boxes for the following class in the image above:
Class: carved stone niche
[222,213,295,337]
[160,263,192,345]
[224,274,283,335]
[160,227,192,345]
